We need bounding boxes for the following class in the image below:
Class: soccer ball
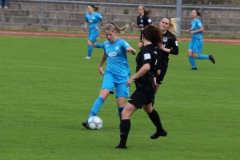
[87,116,103,130]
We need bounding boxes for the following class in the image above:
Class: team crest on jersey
[163,37,168,42]
[115,46,119,50]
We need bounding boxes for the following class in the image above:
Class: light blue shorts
[188,38,202,54]
[88,29,100,42]
[101,72,129,98]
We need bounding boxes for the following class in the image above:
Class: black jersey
[158,30,179,68]
[137,14,152,29]
[135,44,159,85]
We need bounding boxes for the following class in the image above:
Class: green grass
[0,36,240,160]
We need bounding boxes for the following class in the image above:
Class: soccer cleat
[191,67,197,70]
[82,121,90,129]
[150,129,167,139]
[209,55,215,64]
[115,145,127,149]
[85,56,91,59]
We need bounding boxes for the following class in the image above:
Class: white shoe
[85,56,91,59]
[0,6,2,9]
[4,6,8,9]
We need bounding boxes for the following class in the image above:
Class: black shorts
[156,66,168,84]
[128,87,155,109]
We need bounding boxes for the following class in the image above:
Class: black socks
[115,119,130,149]
[148,109,167,139]
[148,109,163,132]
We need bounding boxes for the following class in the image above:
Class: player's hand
[99,67,104,76]
[126,78,134,87]
[95,26,99,30]
[132,23,135,27]
[126,48,136,55]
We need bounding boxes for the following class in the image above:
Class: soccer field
[0,36,239,160]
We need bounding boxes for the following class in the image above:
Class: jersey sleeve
[85,14,88,22]
[197,19,203,28]
[97,13,103,21]
[136,16,140,26]
[169,35,179,55]
[140,47,152,64]
[121,40,131,50]
[145,15,152,25]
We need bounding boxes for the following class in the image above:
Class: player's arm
[168,37,179,55]
[190,27,204,34]
[98,53,107,76]
[126,47,136,55]
[132,23,139,28]
[126,63,150,87]
[84,21,88,30]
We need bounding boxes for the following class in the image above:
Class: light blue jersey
[85,12,103,31]
[191,18,203,39]
[103,38,131,82]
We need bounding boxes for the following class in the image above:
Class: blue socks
[188,55,196,68]
[87,45,93,57]
[88,97,105,118]
[197,54,209,59]
[95,42,103,48]
[118,106,125,124]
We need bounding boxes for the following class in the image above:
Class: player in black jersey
[132,5,152,49]
[115,24,167,149]
[155,17,179,93]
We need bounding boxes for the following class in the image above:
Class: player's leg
[116,89,145,149]
[82,74,114,129]
[193,39,215,64]
[137,34,143,49]
[188,39,197,69]
[115,102,137,149]
[94,29,103,48]
[143,103,167,139]
[86,39,93,59]
[116,82,130,125]
[86,31,98,59]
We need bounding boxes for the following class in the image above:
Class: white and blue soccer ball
[87,116,103,130]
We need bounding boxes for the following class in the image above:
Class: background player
[82,22,136,129]
[132,5,152,49]
[187,9,215,70]
[85,4,104,59]
[155,17,179,93]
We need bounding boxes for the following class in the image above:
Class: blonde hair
[168,18,180,35]
[104,22,129,33]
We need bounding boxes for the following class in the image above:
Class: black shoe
[191,67,197,70]
[115,145,127,149]
[150,129,167,139]
[82,121,90,129]
[209,55,215,64]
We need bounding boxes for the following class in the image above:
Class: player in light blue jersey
[85,5,103,59]
[82,22,136,129]
[187,9,215,70]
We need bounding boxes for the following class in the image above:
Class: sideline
[0,30,240,44]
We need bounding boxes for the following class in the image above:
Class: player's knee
[188,50,192,56]
[121,110,130,119]
[193,53,198,58]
